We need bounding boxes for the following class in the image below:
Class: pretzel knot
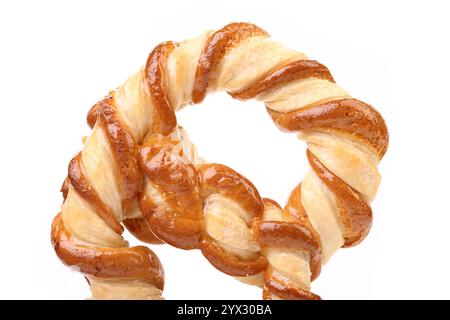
[51,22,388,299]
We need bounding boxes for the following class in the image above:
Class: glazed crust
[51,22,388,300]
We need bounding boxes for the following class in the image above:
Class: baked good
[51,22,388,299]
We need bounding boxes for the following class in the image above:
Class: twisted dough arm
[138,23,387,299]
[52,71,164,299]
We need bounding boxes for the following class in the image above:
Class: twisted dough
[51,23,388,299]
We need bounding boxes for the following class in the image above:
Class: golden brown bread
[51,22,388,299]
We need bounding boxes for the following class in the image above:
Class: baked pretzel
[51,22,388,300]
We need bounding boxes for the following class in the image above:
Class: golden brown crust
[255,220,322,278]
[257,192,323,298]
[307,150,372,247]
[145,41,178,135]
[283,184,322,281]
[51,213,164,290]
[200,163,264,219]
[123,217,164,245]
[268,98,389,157]
[52,22,388,300]
[264,266,321,300]
[97,99,143,211]
[201,235,268,276]
[139,133,204,249]
[86,97,107,129]
[68,153,123,234]
[199,163,267,275]
[60,177,70,200]
[192,22,268,104]
[261,197,282,210]
[230,60,334,100]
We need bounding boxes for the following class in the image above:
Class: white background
[0,0,449,299]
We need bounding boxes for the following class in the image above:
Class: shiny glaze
[51,213,164,290]
[139,136,268,275]
[262,197,282,210]
[53,22,389,300]
[225,50,388,157]
[201,235,267,277]
[268,98,389,157]
[307,150,372,247]
[256,197,322,299]
[97,98,143,212]
[86,96,108,129]
[139,133,204,249]
[231,60,334,100]
[60,177,70,200]
[199,163,267,276]
[145,41,178,135]
[192,23,268,104]
[123,217,164,244]
[86,95,144,212]
[139,136,270,274]
[263,266,321,300]
[68,153,123,234]
[58,75,161,292]
[283,185,322,281]
[200,163,264,219]
[255,221,321,274]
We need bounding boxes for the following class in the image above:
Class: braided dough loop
[51,22,388,300]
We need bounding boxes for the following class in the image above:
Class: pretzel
[51,22,388,300]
